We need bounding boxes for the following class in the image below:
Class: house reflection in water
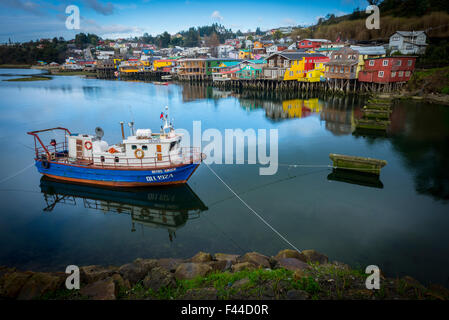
[39,177,208,241]
[320,104,355,136]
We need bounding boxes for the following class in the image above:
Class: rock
[238,252,270,268]
[427,284,449,300]
[80,265,117,284]
[301,250,328,265]
[142,267,175,292]
[231,278,250,289]
[274,249,307,263]
[293,270,306,281]
[174,263,212,280]
[111,273,131,291]
[118,259,157,285]
[0,272,33,299]
[286,289,309,300]
[191,252,212,263]
[157,258,183,272]
[277,258,310,272]
[214,253,240,263]
[207,260,230,272]
[80,278,116,300]
[231,262,257,272]
[17,272,65,300]
[180,287,217,300]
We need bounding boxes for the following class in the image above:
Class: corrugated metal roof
[395,31,425,37]
[350,45,386,55]
[267,52,326,60]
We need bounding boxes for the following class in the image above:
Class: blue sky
[0,0,369,42]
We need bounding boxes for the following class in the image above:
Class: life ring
[84,141,93,150]
[134,148,144,159]
[42,160,50,169]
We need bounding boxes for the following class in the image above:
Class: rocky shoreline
[1,249,448,300]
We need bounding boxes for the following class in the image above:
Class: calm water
[0,69,448,287]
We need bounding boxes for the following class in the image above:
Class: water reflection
[327,168,384,189]
[40,177,208,241]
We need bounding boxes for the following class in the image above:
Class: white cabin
[67,108,184,168]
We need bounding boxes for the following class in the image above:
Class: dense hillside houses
[388,31,427,55]
[19,27,425,91]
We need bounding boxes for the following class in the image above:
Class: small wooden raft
[355,118,391,130]
[329,153,387,175]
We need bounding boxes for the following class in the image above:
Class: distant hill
[291,0,449,42]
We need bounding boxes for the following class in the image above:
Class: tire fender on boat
[42,160,50,169]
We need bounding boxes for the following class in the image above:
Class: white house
[217,45,234,58]
[389,31,427,55]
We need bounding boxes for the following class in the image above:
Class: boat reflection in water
[327,168,384,189]
[39,177,208,241]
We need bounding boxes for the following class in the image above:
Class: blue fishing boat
[28,107,204,187]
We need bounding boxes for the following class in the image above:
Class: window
[405,71,411,77]
[408,60,413,66]
[289,71,293,76]
[142,145,148,151]
[340,66,344,73]
[382,60,388,66]
[269,60,274,67]
[399,71,404,77]
[169,141,177,151]
[330,66,334,72]
[391,71,396,77]
[114,156,119,163]
[406,45,413,50]
[378,71,384,78]
[395,60,402,66]
[131,145,137,150]
[100,156,105,162]
[369,60,375,66]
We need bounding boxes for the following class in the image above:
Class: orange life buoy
[134,148,144,159]
[84,141,92,150]
[108,147,118,154]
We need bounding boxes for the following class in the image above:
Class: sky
[0,0,369,42]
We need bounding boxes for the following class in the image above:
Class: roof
[301,39,331,43]
[350,45,386,55]
[267,52,326,61]
[393,31,426,37]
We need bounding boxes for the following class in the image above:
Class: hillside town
[22,28,427,94]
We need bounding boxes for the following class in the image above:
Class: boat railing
[37,146,202,169]
[88,147,202,169]
[27,127,71,160]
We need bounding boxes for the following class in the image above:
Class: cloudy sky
[0,0,369,42]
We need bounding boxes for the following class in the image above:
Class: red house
[297,39,330,50]
[358,56,416,83]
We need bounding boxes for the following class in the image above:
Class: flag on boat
[160,112,164,119]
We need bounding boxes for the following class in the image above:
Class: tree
[206,32,220,47]
[273,30,283,40]
[255,27,263,36]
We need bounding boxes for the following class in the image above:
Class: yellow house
[298,61,327,82]
[266,52,328,81]
[153,59,174,71]
[239,49,254,60]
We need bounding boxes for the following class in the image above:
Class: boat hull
[35,160,201,187]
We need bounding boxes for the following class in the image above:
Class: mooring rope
[0,162,35,184]
[204,162,302,253]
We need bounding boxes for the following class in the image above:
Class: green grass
[0,64,32,69]
[4,76,51,82]
[51,71,93,76]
